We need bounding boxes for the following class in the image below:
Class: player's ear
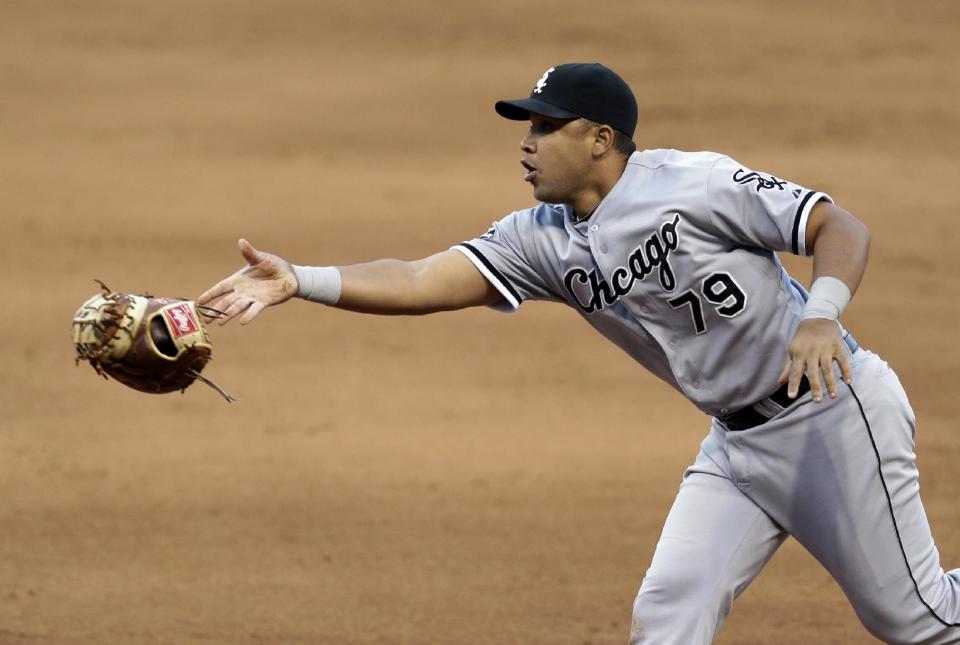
[593,124,615,157]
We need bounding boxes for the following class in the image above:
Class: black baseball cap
[495,63,638,137]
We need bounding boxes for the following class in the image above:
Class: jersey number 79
[667,272,747,335]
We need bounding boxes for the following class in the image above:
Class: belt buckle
[751,397,785,419]
[721,379,803,431]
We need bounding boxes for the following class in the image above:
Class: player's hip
[703,348,915,455]
[715,331,864,432]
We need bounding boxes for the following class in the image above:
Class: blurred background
[1,1,958,642]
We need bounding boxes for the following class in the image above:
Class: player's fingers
[787,355,807,398]
[790,355,822,401]
[238,301,265,325]
[777,356,792,385]
[821,353,838,399]
[201,293,234,319]
[207,291,241,315]
[837,347,853,385]
[198,280,233,306]
[200,295,237,324]
[218,297,253,326]
[806,354,825,403]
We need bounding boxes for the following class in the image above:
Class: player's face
[520,114,595,205]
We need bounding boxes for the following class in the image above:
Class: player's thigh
[633,457,786,639]
[833,356,960,642]
[747,351,960,642]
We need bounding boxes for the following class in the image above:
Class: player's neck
[571,156,629,220]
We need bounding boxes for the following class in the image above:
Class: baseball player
[199,63,960,643]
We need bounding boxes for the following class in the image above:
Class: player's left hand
[778,318,853,403]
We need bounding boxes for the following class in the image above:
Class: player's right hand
[197,238,299,326]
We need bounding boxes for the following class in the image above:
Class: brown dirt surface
[3,1,960,643]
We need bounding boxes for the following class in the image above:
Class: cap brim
[494,98,579,121]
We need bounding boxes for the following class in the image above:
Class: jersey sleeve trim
[792,191,832,256]
[451,243,522,310]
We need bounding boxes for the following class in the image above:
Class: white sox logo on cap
[533,67,555,94]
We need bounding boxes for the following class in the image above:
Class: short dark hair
[581,119,636,158]
[612,129,637,157]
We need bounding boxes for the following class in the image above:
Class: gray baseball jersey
[453,148,831,415]
[453,147,960,643]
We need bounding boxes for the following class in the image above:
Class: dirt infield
[3,1,959,643]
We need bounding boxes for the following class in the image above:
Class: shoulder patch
[732,168,787,192]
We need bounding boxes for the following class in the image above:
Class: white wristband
[292,265,342,305]
[802,276,851,321]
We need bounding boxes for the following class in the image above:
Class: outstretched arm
[197,239,502,325]
[335,249,504,315]
[779,201,871,401]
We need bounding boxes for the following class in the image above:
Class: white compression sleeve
[292,265,342,305]
[802,276,851,321]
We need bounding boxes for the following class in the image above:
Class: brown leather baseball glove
[72,281,233,401]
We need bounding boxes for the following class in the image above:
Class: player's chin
[531,183,558,204]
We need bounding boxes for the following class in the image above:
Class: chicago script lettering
[564,213,683,313]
